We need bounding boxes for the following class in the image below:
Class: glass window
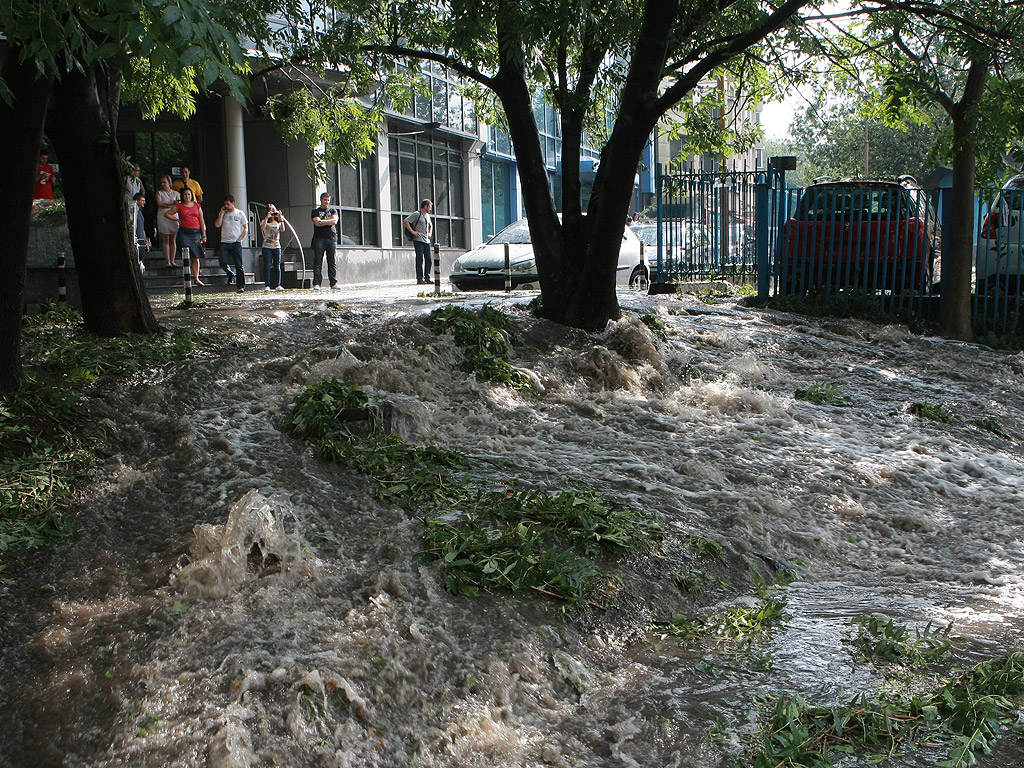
[387,126,466,249]
[330,154,378,245]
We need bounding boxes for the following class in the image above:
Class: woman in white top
[261,204,287,291]
[155,175,180,267]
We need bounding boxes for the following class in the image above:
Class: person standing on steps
[133,192,149,272]
[172,165,203,204]
[404,198,433,285]
[155,175,180,267]
[165,186,207,285]
[216,195,248,292]
[310,192,339,291]
[261,204,287,292]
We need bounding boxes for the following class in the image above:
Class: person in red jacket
[35,152,56,200]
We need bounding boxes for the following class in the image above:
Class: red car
[780,178,940,294]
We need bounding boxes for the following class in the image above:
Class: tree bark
[938,59,987,342]
[47,63,160,336]
[563,0,677,330]
[0,46,54,393]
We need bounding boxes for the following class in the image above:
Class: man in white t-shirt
[404,198,433,284]
[215,195,249,292]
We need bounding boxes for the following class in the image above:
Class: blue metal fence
[652,165,1024,334]
[974,184,1024,337]
[650,168,764,284]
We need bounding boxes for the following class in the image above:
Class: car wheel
[629,265,649,292]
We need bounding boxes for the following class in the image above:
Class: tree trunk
[47,63,160,336]
[938,59,987,342]
[563,0,676,330]
[492,63,567,318]
[0,47,54,393]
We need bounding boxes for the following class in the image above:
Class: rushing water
[3,286,1024,767]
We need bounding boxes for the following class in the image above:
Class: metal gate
[651,167,767,288]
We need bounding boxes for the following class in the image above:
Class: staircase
[140,250,313,295]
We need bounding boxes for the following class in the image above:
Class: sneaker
[330,283,340,291]
[312,285,322,292]
[237,287,245,293]
[264,286,271,292]
[274,285,285,292]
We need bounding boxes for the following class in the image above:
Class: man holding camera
[215,195,248,292]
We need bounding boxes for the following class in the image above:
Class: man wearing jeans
[310,192,339,291]
[404,198,433,284]
[215,194,248,292]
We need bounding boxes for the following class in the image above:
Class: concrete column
[377,130,394,247]
[224,96,248,214]
[465,141,483,249]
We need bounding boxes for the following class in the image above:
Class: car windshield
[798,184,918,220]
[489,219,532,245]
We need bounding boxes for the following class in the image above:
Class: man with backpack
[404,198,433,285]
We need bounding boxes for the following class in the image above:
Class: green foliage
[794,382,854,407]
[22,305,210,377]
[423,487,662,601]
[744,651,1024,768]
[847,614,958,666]
[640,313,668,341]
[282,379,370,440]
[0,0,253,105]
[967,417,1012,440]
[660,595,789,650]
[681,534,724,561]
[2,307,214,563]
[426,305,532,390]
[911,401,954,424]
[0,377,88,553]
[283,378,661,603]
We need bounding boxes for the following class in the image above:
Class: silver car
[450,217,643,291]
[979,174,1024,294]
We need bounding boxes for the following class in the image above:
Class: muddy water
[3,291,1024,767]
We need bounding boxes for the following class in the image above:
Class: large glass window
[481,159,512,240]
[393,63,479,136]
[389,129,466,249]
[329,154,378,245]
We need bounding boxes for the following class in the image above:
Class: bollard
[504,243,512,293]
[56,249,67,303]
[433,243,441,294]
[183,258,193,308]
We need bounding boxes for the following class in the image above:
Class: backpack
[404,212,420,241]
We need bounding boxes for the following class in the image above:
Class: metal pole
[183,255,193,307]
[56,249,67,303]
[433,243,441,294]
[504,243,511,292]
[755,172,770,300]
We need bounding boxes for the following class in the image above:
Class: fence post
[432,243,440,294]
[655,163,664,283]
[183,259,193,308]
[56,248,67,303]
[504,243,511,292]
[756,172,770,300]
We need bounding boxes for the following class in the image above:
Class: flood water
[3,286,1024,767]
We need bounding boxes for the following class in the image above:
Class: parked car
[781,178,940,294]
[979,173,1024,295]
[449,217,643,291]
[629,220,714,287]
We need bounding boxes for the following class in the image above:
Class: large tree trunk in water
[47,63,159,336]
[938,60,987,342]
[563,0,674,331]
[0,47,53,393]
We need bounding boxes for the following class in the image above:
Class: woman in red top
[164,186,207,285]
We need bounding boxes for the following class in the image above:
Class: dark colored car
[781,178,940,294]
